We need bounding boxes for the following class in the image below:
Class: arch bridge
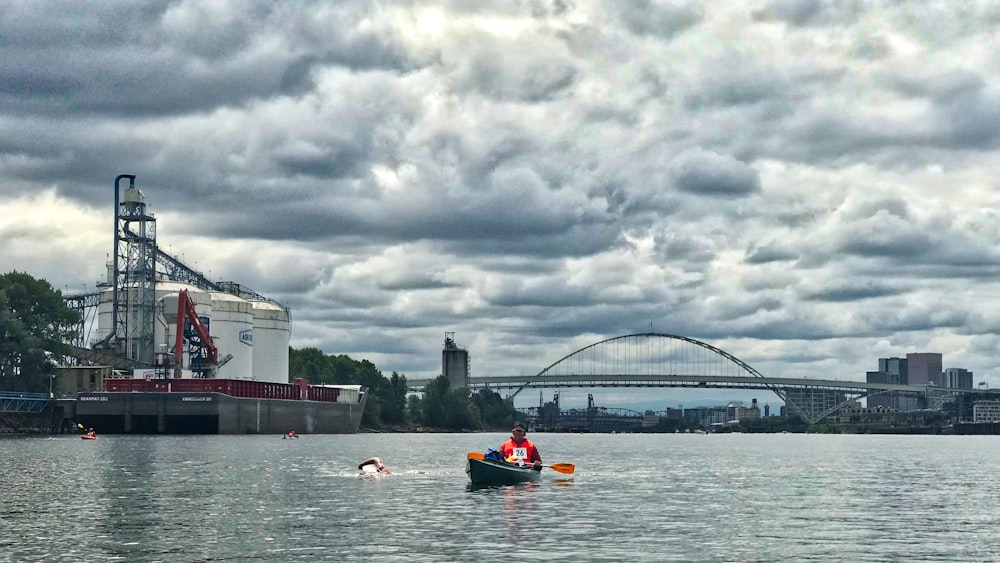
[411,333,978,425]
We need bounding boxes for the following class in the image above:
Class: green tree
[381,372,408,425]
[416,375,481,430]
[0,271,79,392]
[470,388,519,429]
[417,375,449,427]
[407,394,424,425]
[288,348,413,428]
[288,347,334,383]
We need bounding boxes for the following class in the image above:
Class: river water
[3,432,1000,562]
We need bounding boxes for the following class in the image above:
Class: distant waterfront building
[727,399,761,423]
[642,413,659,428]
[972,400,1000,423]
[879,357,908,381]
[868,354,944,412]
[685,406,728,428]
[868,357,908,411]
[831,402,898,425]
[867,369,904,411]
[535,393,560,429]
[907,353,943,386]
[783,388,848,420]
[951,392,996,422]
[925,388,951,412]
[664,407,683,420]
[943,368,974,390]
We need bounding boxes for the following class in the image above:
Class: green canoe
[466,457,541,486]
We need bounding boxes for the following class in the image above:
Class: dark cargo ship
[70,378,366,434]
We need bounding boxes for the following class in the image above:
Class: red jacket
[499,437,541,465]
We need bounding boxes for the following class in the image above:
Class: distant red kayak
[81,435,98,440]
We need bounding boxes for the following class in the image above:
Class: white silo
[93,287,115,347]
[251,300,290,383]
[95,286,157,359]
[158,282,213,377]
[207,291,254,380]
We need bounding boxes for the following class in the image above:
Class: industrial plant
[57,174,365,434]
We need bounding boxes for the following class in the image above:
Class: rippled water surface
[3,432,1000,562]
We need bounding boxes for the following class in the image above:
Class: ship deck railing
[102,378,355,403]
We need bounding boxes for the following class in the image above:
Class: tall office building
[878,357,908,381]
[907,353,943,386]
[943,367,973,390]
[868,358,905,410]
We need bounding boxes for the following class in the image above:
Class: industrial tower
[442,332,470,388]
[95,174,158,367]
[64,174,288,376]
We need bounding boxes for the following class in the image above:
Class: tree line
[288,347,521,430]
[0,270,519,431]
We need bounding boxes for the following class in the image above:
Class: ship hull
[73,391,366,434]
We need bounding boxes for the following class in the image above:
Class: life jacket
[499,438,538,466]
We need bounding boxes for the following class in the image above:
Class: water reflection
[502,482,537,544]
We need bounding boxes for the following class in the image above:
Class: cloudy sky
[3,1,1000,409]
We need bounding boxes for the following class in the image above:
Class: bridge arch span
[534,332,767,381]
[509,332,792,406]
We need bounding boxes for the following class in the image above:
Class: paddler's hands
[533,461,542,469]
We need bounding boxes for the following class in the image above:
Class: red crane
[174,289,219,378]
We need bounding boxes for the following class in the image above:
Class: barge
[70,378,366,434]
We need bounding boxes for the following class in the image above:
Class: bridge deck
[409,374,966,395]
[0,392,52,413]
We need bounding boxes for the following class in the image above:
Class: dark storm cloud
[0,1,414,117]
[709,295,785,322]
[829,199,1000,274]
[453,41,577,102]
[683,61,788,109]
[523,304,666,340]
[437,223,621,258]
[483,280,595,308]
[272,138,371,179]
[669,149,761,196]
[854,303,970,333]
[652,233,716,263]
[802,282,902,303]
[377,273,460,291]
[837,228,935,260]
[932,84,1000,149]
[617,0,704,38]
[745,244,798,264]
[752,0,862,27]
[887,69,1000,149]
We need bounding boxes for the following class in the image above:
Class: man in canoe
[498,422,542,470]
[358,457,390,475]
